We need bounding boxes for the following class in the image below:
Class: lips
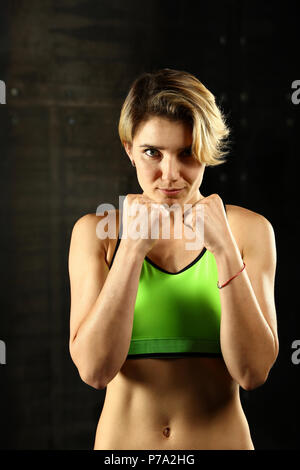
[159,188,183,195]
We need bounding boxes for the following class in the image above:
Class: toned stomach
[93,356,254,450]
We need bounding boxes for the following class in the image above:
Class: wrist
[119,236,148,259]
[214,237,244,287]
[213,234,242,262]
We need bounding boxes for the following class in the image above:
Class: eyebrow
[139,144,192,151]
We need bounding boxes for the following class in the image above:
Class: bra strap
[109,211,123,269]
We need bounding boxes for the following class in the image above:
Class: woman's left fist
[182,194,233,255]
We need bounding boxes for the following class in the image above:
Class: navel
[163,426,171,438]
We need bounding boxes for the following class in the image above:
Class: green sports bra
[109,201,227,359]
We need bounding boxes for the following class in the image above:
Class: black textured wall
[0,0,299,449]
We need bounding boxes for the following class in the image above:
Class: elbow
[240,375,266,391]
[74,359,108,389]
[78,369,107,390]
[78,364,121,390]
[239,347,279,391]
[239,367,271,391]
[69,341,107,390]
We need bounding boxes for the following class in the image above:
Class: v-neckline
[145,246,207,275]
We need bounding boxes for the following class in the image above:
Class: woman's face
[124,116,206,208]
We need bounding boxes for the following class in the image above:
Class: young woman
[68,68,278,450]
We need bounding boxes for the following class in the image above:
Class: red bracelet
[217,261,246,289]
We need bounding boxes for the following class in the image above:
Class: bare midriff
[93,356,254,450]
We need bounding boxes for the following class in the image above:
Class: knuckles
[206,193,220,201]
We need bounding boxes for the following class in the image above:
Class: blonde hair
[118,68,230,167]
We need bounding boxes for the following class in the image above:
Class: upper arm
[242,211,279,356]
[68,213,110,349]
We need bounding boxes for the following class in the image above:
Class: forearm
[71,239,145,388]
[215,236,277,390]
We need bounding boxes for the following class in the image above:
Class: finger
[183,210,193,228]
[160,206,169,217]
[186,197,203,208]
[182,206,193,225]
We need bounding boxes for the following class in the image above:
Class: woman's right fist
[121,194,170,255]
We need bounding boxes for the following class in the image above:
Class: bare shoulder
[226,203,273,226]
[70,212,115,256]
[73,209,122,261]
[225,204,275,256]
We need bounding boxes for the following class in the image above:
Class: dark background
[0,0,299,450]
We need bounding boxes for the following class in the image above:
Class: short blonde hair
[118,68,230,167]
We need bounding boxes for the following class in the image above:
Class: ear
[123,141,132,158]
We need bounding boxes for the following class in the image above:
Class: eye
[144,148,159,157]
[143,148,192,158]
[181,149,192,157]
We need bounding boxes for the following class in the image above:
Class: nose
[160,155,180,182]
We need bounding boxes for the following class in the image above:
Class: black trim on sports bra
[145,247,207,275]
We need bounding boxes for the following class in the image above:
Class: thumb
[183,209,193,227]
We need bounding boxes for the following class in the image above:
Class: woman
[68,68,278,450]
